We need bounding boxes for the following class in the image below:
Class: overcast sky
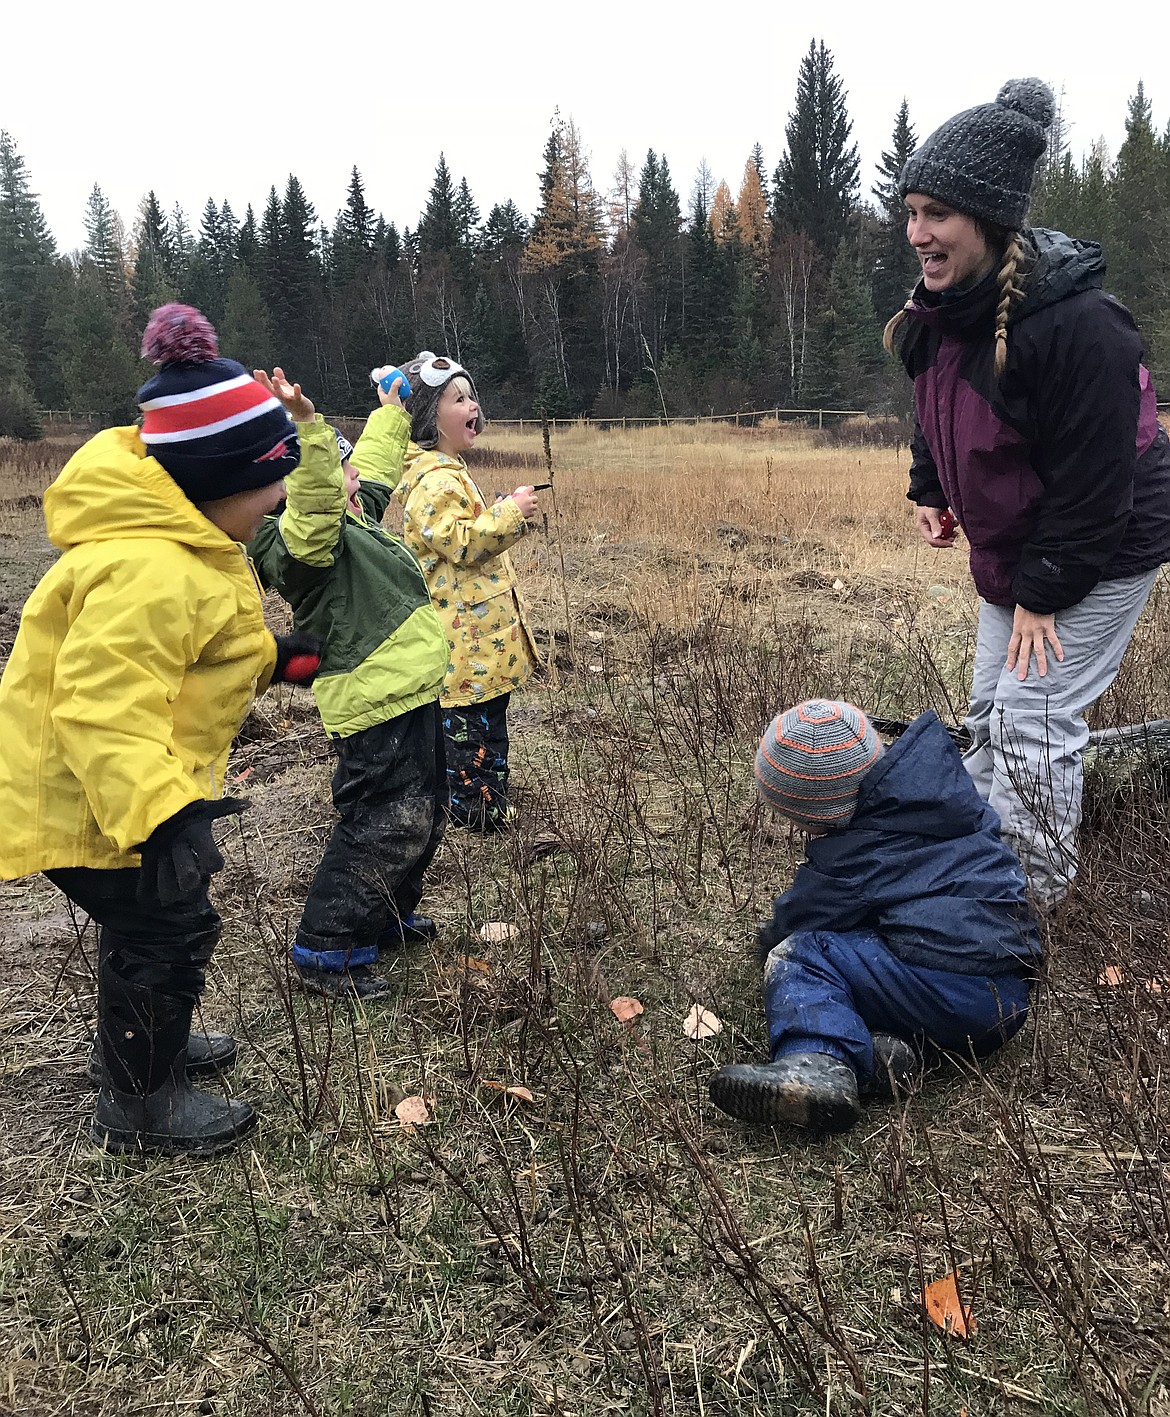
[7,3,1166,253]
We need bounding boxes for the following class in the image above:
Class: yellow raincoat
[395,446,539,707]
[0,428,278,877]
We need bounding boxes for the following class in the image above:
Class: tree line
[1,42,1167,438]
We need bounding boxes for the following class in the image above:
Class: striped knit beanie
[755,700,882,827]
[136,304,300,502]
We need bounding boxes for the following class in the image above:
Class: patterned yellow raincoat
[394,446,539,707]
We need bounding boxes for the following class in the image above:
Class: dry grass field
[1,421,1170,1417]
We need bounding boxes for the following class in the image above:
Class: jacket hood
[848,711,988,839]
[1014,226,1104,320]
[44,427,236,553]
[394,442,469,504]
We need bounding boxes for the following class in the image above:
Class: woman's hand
[1006,606,1064,680]
[254,367,315,422]
[915,505,957,548]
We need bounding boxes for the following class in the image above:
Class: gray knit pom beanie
[755,700,882,828]
[401,351,485,451]
[899,78,1055,230]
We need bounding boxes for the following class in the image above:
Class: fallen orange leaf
[1097,965,1126,987]
[682,1004,724,1040]
[923,1270,975,1340]
[395,1095,431,1126]
[480,1080,537,1104]
[610,996,644,1024]
[455,954,491,974]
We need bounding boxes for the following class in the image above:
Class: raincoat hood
[45,427,240,553]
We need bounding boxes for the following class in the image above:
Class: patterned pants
[443,693,511,830]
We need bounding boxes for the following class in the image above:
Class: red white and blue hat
[136,304,299,501]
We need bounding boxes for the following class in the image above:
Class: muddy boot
[294,963,394,1000]
[708,1052,861,1132]
[378,912,438,948]
[90,976,256,1158]
[863,1033,922,1101]
[86,1029,238,1086]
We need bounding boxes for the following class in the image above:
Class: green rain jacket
[249,409,447,738]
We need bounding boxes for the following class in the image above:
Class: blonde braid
[993,232,1027,378]
[882,302,913,355]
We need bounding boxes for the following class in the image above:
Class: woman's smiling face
[904,192,997,293]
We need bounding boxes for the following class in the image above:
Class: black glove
[272,632,324,685]
[136,797,250,908]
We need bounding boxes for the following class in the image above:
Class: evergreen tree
[632,149,683,362]
[772,39,860,254]
[0,130,58,401]
[417,153,459,257]
[132,191,176,325]
[333,165,375,287]
[481,202,529,251]
[220,265,275,370]
[58,259,139,420]
[0,308,42,437]
[83,184,128,303]
[236,204,261,273]
[815,242,886,407]
[1109,83,1168,332]
[871,98,921,314]
[454,178,480,251]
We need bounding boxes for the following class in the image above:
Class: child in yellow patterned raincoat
[393,354,540,830]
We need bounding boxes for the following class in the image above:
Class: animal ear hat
[401,352,484,450]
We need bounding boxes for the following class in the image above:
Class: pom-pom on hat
[136,304,300,503]
[755,699,882,827]
[899,78,1055,231]
[400,351,484,451]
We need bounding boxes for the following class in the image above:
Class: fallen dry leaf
[454,954,491,973]
[480,1080,537,1104]
[923,1270,975,1339]
[478,922,519,944]
[682,1004,723,1040]
[1097,965,1126,987]
[394,1095,431,1126]
[525,833,564,863]
[610,996,644,1024]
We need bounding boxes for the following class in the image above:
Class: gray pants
[963,570,1159,908]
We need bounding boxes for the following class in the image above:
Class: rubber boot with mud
[708,1052,861,1132]
[86,1029,238,1087]
[90,975,256,1157]
[863,1033,922,1101]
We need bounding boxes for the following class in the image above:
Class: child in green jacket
[248,370,449,1000]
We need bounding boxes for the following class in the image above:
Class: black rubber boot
[864,1033,922,1101]
[90,974,256,1157]
[708,1052,861,1132]
[86,1029,238,1086]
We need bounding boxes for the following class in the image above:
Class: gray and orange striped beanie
[755,699,882,827]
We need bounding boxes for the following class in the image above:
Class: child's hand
[377,375,406,408]
[511,485,539,520]
[254,367,315,422]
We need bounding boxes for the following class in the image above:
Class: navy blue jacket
[758,713,1042,977]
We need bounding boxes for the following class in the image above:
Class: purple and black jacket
[900,228,1170,614]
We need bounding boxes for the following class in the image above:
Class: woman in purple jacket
[885,79,1170,908]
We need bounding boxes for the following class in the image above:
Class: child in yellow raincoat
[393,354,540,830]
[0,305,319,1158]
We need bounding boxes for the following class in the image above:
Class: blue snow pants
[763,929,1031,1080]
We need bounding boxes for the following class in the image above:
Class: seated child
[709,700,1042,1132]
[248,370,449,1000]
[393,353,541,831]
[0,304,315,1157]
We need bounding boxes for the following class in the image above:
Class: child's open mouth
[465,417,478,434]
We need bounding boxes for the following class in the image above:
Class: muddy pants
[291,701,447,973]
[47,866,220,1092]
[963,569,1158,908]
[442,692,511,830]
[763,929,1030,1081]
